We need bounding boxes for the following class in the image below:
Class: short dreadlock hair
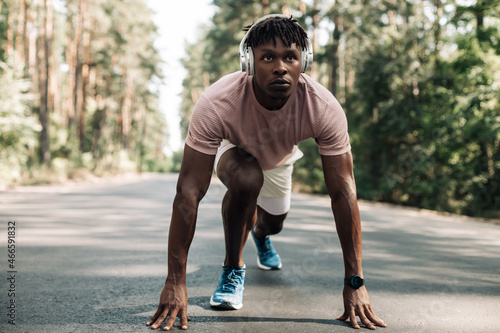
[243,15,309,50]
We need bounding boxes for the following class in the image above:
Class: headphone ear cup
[301,39,314,73]
[247,46,254,75]
[300,48,306,73]
[240,50,247,72]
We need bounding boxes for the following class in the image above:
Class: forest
[1,0,499,218]
[0,0,168,185]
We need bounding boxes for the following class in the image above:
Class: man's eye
[264,55,273,61]
[287,55,297,61]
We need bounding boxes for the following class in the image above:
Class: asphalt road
[1,173,499,333]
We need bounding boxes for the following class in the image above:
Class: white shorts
[215,140,303,215]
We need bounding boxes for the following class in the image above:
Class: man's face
[252,39,302,110]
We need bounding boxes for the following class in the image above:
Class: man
[147,14,386,331]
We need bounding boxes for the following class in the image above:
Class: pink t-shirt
[186,71,351,171]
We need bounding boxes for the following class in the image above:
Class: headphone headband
[239,14,313,75]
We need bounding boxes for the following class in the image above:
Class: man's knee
[218,149,263,196]
[265,220,284,235]
[226,168,263,197]
[258,207,286,235]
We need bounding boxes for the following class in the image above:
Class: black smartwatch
[345,275,364,289]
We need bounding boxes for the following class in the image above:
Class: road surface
[1,173,499,333]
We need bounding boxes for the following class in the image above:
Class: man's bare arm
[321,151,386,330]
[147,145,215,331]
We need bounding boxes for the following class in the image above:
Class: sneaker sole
[210,296,243,310]
[257,257,282,271]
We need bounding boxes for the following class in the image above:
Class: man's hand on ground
[337,286,387,330]
[146,281,189,331]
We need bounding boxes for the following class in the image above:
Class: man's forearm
[321,152,364,278]
[166,193,200,284]
[331,191,363,278]
[163,145,215,285]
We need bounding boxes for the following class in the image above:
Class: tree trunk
[46,0,57,117]
[38,0,52,165]
[27,0,37,82]
[433,0,443,56]
[64,16,75,130]
[344,35,354,104]
[91,65,106,162]
[261,0,269,15]
[121,69,134,150]
[15,0,25,66]
[309,0,320,80]
[79,0,90,152]
[328,13,342,96]
[6,0,14,58]
[23,0,30,75]
[74,0,84,151]
[137,105,147,173]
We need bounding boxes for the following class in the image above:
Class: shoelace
[222,269,242,291]
[257,238,275,255]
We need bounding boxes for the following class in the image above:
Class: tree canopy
[0,0,168,185]
[179,0,499,218]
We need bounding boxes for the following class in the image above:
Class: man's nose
[273,60,287,74]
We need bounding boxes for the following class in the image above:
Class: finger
[163,308,179,331]
[358,307,376,330]
[151,309,169,330]
[180,311,189,330]
[349,308,360,329]
[365,306,387,327]
[146,306,163,326]
[336,312,349,321]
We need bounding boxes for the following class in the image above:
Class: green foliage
[347,0,500,217]
[168,149,184,173]
[178,0,499,218]
[0,60,41,183]
[0,0,168,185]
[137,95,170,173]
[293,138,325,194]
[0,0,7,63]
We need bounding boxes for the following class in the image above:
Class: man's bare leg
[217,148,263,268]
[253,206,287,240]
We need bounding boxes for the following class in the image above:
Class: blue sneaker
[210,265,245,310]
[251,228,282,270]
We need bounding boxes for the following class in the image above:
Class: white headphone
[239,14,313,75]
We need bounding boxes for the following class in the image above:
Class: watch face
[351,276,363,288]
